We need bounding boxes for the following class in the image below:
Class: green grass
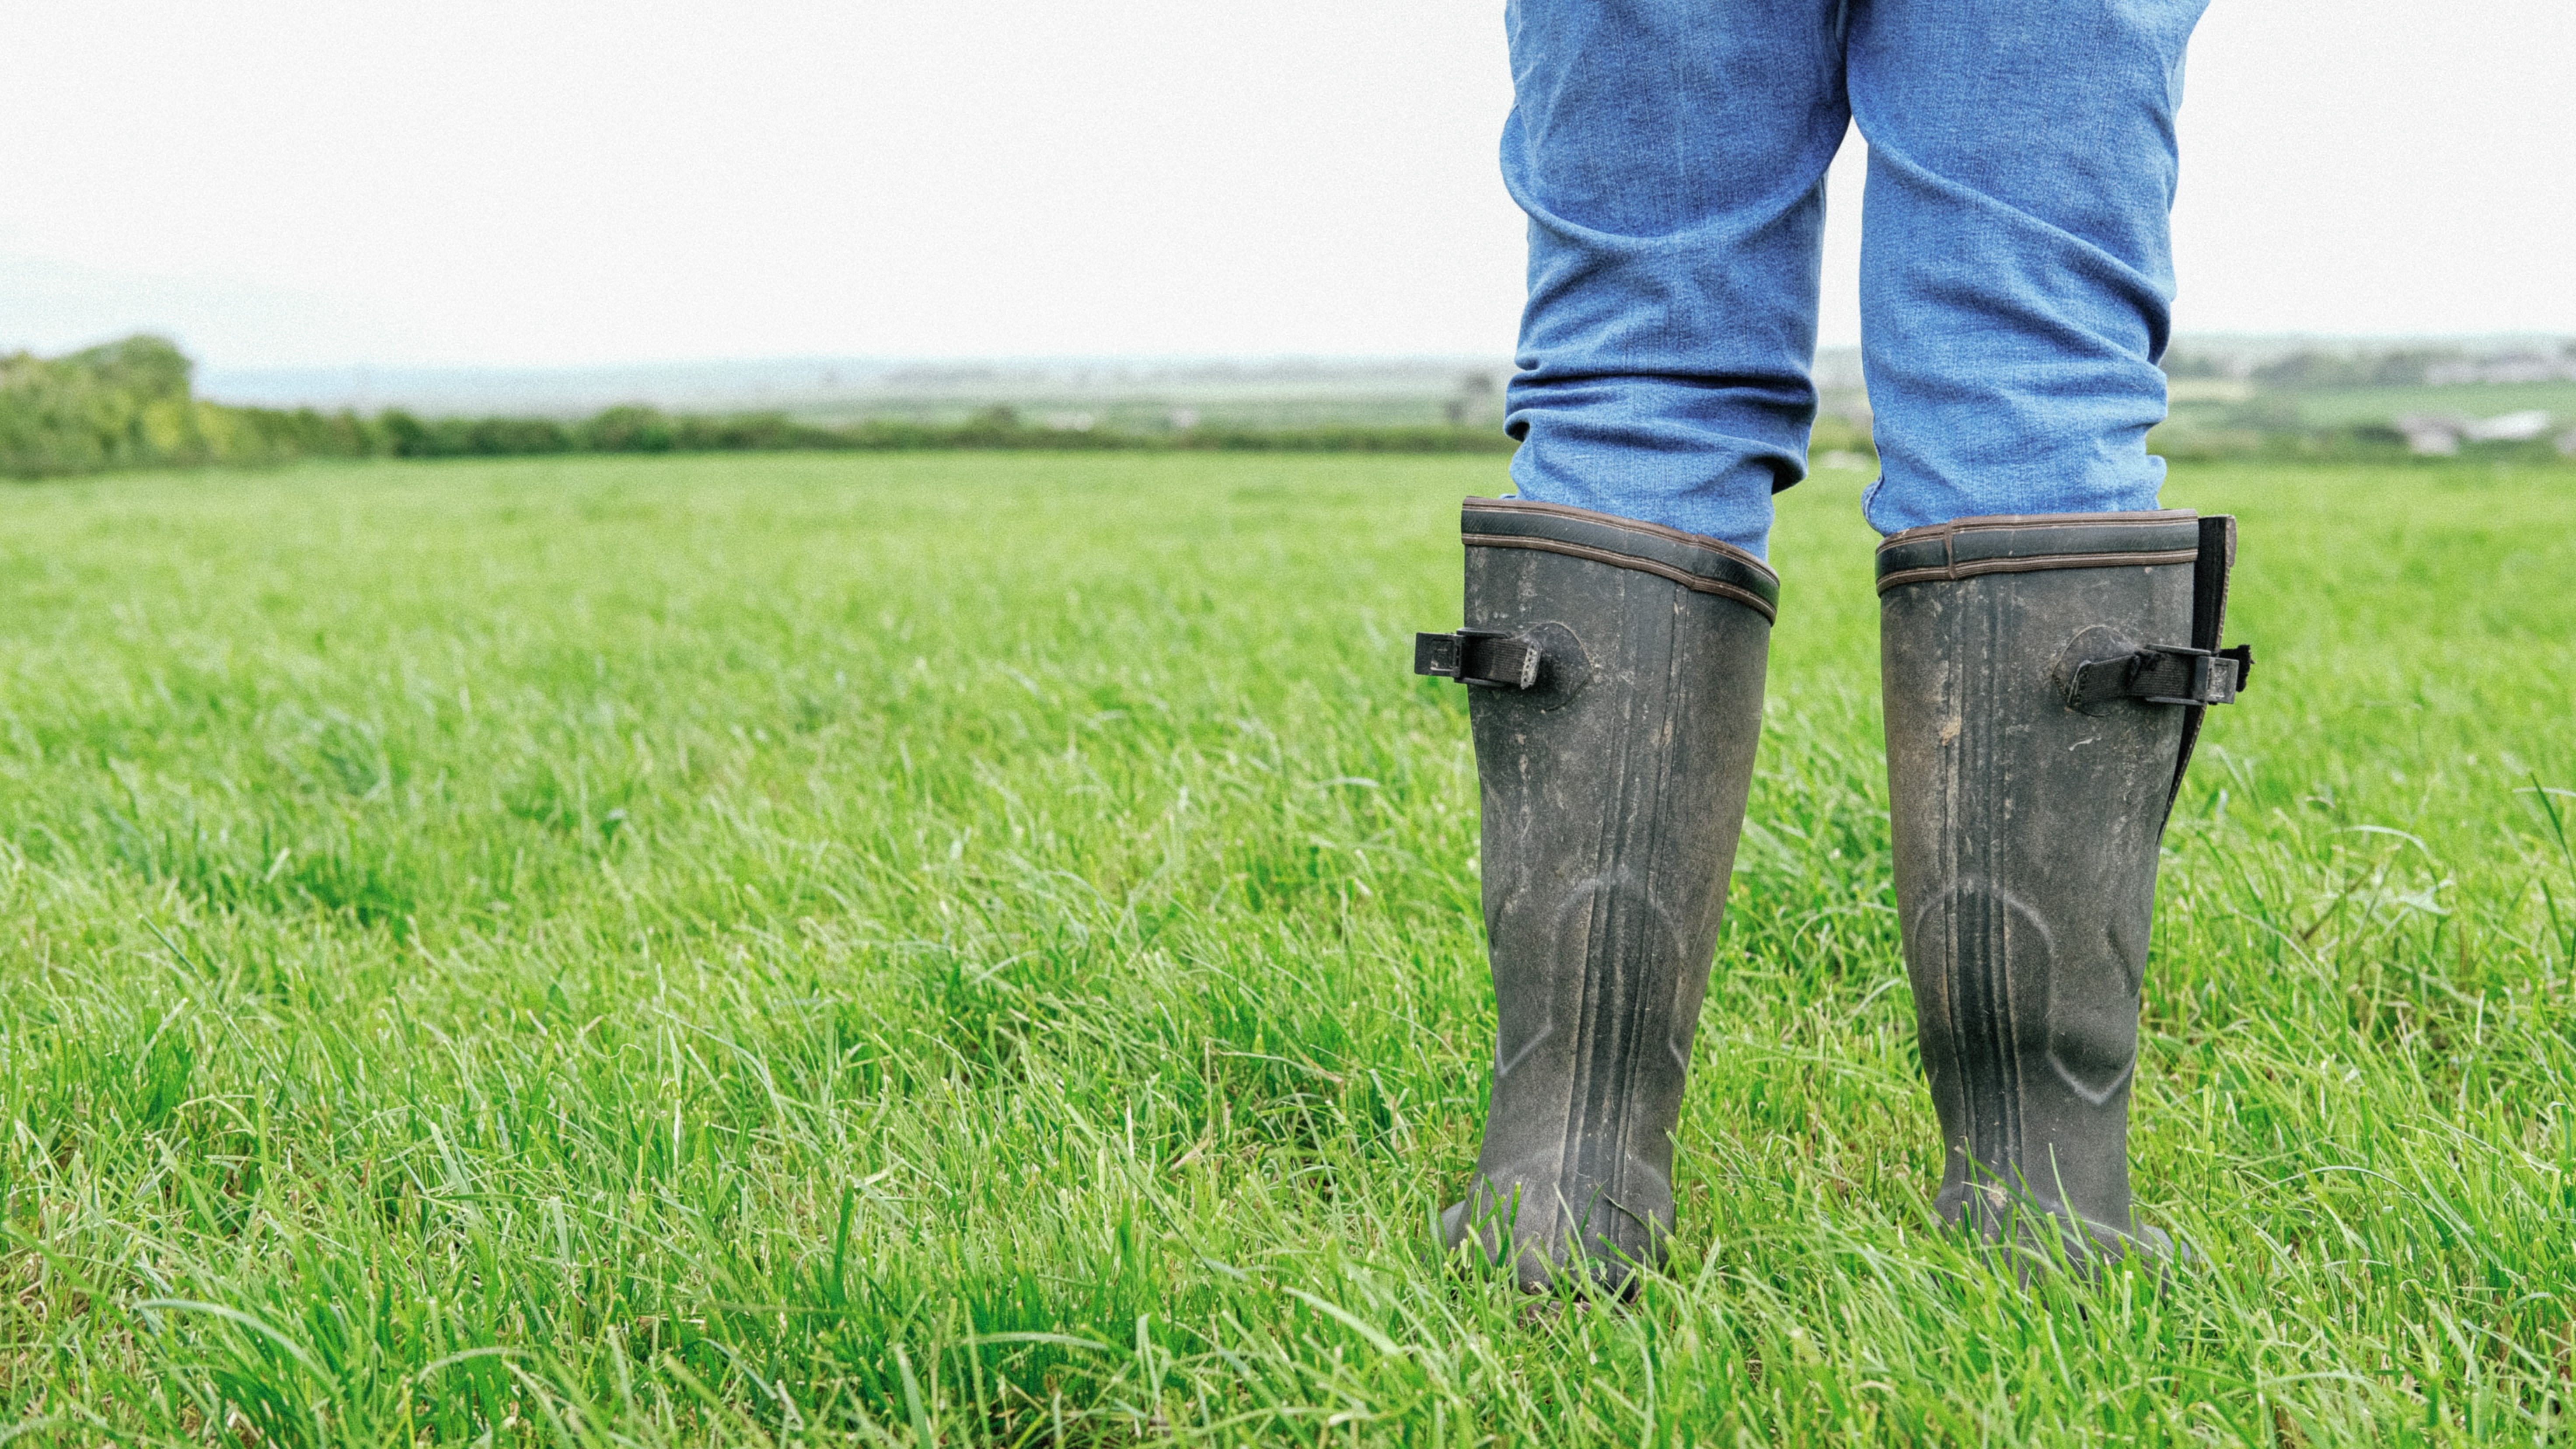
[2,450,2573,1444]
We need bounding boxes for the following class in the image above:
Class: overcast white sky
[2,0,2569,369]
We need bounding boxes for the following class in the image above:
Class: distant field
[2285,380,2576,428]
[3,451,2573,1442]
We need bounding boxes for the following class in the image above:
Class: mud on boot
[1415,498,1776,1294]
[1877,510,2249,1279]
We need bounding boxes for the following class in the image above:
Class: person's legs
[1850,0,2208,531]
[1421,0,1844,1290]
[1850,0,2234,1277]
[1501,0,1854,558]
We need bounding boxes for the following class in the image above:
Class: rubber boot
[1413,498,1776,1293]
[1876,509,2248,1276]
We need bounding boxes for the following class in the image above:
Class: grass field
[3,450,2573,1445]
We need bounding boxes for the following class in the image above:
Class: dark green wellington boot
[1413,497,1777,1293]
[1876,510,2250,1275]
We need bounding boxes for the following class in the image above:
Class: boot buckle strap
[2068,643,2253,709]
[1414,629,1540,689]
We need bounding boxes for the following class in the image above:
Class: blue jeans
[1501,0,2209,558]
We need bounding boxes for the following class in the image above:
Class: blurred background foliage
[1,337,1516,480]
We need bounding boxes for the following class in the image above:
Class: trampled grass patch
[1,451,2571,1443]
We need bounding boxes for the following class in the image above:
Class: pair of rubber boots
[1414,498,2249,1292]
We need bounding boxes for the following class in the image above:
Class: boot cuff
[1462,497,1779,621]
[1876,510,2202,595]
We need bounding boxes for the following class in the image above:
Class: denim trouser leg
[1501,0,2208,555]
[1851,0,2206,533]
[1500,0,1852,559]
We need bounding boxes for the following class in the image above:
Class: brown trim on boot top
[1463,497,1780,621]
[1876,510,2201,594]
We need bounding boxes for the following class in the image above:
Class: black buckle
[2220,643,2253,691]
[2068,642,2252,709]
[1414,629,1540,689]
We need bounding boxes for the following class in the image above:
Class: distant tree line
[1,335,296,478]
[3,336,1515,481]
[20,335,2559,483]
